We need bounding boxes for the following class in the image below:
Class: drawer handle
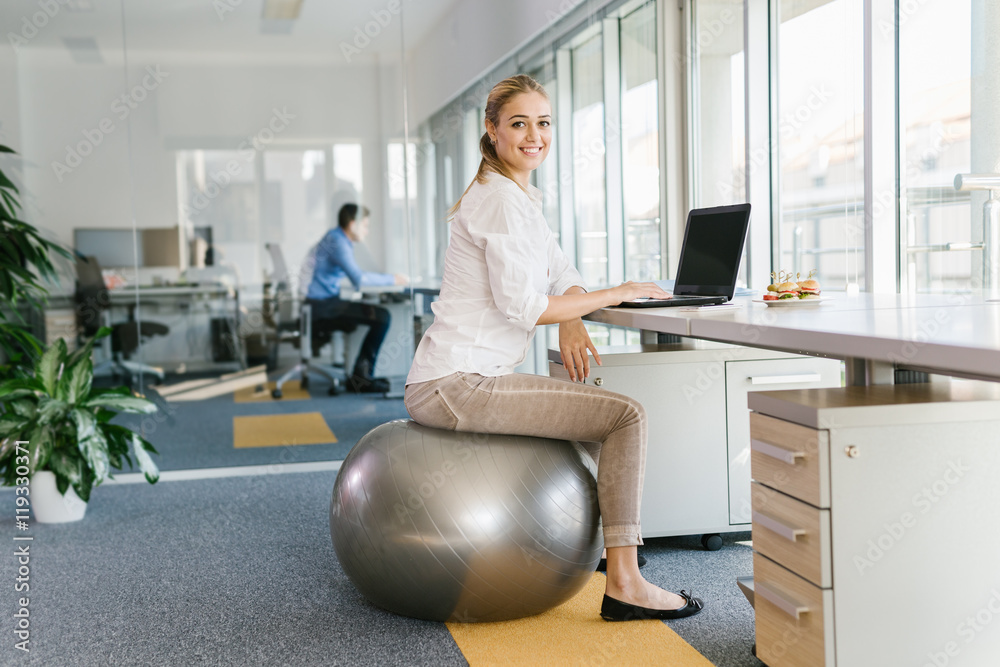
[751,438,805,464]
[753,510,806,542]
[756,581,811,620]
[748,373,822,385]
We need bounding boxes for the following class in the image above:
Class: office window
[177,149,261,283]
[262,150,329,283]
[620,1,661,282]
[775,0,864,288]
[572,33,608,287]
[333,144,364,207]
[527,59,561,236]
[692,0,745,208]
[899,0,973,293]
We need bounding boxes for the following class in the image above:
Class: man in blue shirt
[307,204,406,393]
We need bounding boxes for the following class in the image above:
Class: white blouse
[406,172,585,384]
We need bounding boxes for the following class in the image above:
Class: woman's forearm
[536,289,619,325]
[535,281,671,325]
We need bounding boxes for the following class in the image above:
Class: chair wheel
[271,389,283,399]
[300,377,309,389]
[328,380,341,396]
[701,533,723,551]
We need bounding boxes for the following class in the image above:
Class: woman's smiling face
[486,91,552,187]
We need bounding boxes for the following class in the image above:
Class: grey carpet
[112,383,410,472]
[1,471,464,667]
[1,469,762,666]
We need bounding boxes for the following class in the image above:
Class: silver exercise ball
[330,419,603,623]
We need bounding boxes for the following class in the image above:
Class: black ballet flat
[600,590,704,622]
[596,554,646,572]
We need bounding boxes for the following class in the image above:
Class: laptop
[620,203,752,308]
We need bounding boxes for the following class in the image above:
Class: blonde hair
[448,74,550,218]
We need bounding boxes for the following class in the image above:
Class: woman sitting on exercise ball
[404,74,703,622]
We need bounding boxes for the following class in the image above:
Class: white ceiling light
[262,0,303,20]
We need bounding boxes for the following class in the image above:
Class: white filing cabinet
[548,340,842,543]
[748,382,1000,666]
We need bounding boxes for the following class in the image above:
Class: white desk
[594,293,1000,384]
[589,294,1000,666]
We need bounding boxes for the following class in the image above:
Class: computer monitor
[74,226,181,269]
[74,229,140,269]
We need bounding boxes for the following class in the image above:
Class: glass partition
[1,0,418,473]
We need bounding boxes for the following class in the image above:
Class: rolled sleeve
[546,234,586,296]
[470,190,551,330]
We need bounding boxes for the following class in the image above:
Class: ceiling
[2,0,457,62]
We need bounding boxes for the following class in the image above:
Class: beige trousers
[404,372,647,547]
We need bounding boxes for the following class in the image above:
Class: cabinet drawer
[753,553,835,667]
[751,482,831,588]
[750,413,830,508]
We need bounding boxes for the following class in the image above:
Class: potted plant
[0,143,160,521]
[0,327,160,522]
[0,143,71,367]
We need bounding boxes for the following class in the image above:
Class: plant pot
[31,471,87,523]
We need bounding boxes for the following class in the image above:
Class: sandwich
[798,278,821,299]
[776,281,801,299]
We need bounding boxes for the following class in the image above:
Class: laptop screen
[673,203,752,299]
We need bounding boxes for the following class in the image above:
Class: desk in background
[46,282,244,374]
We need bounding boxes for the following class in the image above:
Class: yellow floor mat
[232,412,337,448]
[446,573,712,666]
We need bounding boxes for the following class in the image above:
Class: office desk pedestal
[748,382,1000,666]
[548,341,842,541]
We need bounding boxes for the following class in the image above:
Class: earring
[491,138,496,145]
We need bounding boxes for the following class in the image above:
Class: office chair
[264,243,356,399]
[74,255,169,384]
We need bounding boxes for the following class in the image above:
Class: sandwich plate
[753,296,830,307]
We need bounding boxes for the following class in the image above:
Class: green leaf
[26,424,49,473]
[0,415,29,440]
[70,407,98,442]
[0,388,35,403]
[73,467,95,502]
[7,399,37,419]
[83,394,157,414]
[37,338,66,396]
[76,428,110,484]
[47,448,84,486]
[36,397,69,426]
[0,378,43,397]
[61,357,93,406]
[132,433,160,484]
[0,167,18,193]
[65,327,111,371]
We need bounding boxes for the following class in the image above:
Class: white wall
[405,0,587,126]
[14,47,401,289]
